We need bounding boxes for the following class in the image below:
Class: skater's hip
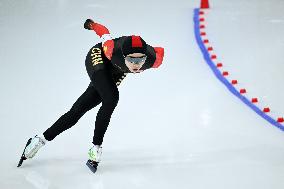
[85,43,110,78]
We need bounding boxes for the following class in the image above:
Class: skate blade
[86,160,98,173]
[17,138,32,167]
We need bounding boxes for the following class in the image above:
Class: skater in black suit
[18,19,164,173]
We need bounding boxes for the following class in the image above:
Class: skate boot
[86,145,102,173]
[17,135,47,167]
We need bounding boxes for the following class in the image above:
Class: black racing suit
[43,37,157,145]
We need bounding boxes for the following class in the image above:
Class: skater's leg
[43,83,102,141]
[86,69,118,172]
[90,69,119,145]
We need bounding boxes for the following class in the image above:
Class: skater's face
[124,53,146,73]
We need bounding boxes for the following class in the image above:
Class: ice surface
[0,0,284,189]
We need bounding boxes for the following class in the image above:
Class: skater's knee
[59,109,84,128]
[70,104,87,118]
[102,92,119,108]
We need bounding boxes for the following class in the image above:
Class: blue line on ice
[193,8,284,132]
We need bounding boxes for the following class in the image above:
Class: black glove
[84,19,95,30]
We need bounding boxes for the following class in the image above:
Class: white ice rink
[1,0,284,188]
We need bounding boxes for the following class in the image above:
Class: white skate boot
[86,145,102,173]
[17,135,47,167]
[24,135,46,158]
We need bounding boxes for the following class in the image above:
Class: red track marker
[251,98,258,103]
[201,0,210,9]
[240,89,247,94]
[208,47,213,51]
[222,71,229,76]
[231,80,238,85]
[203,39,209,44]
[263,107,270,113]
[216,63,223,67]
[277,117,284,123]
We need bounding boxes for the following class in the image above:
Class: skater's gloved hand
[84,19,95,30]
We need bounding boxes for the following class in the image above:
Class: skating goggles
[124,55,147,64]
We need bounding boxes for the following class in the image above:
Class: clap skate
[86,145,102,173]
[17,135,46,167]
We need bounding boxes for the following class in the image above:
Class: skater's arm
[84,19,112,40]
[114,72,128,86]
[84,19,114,60]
